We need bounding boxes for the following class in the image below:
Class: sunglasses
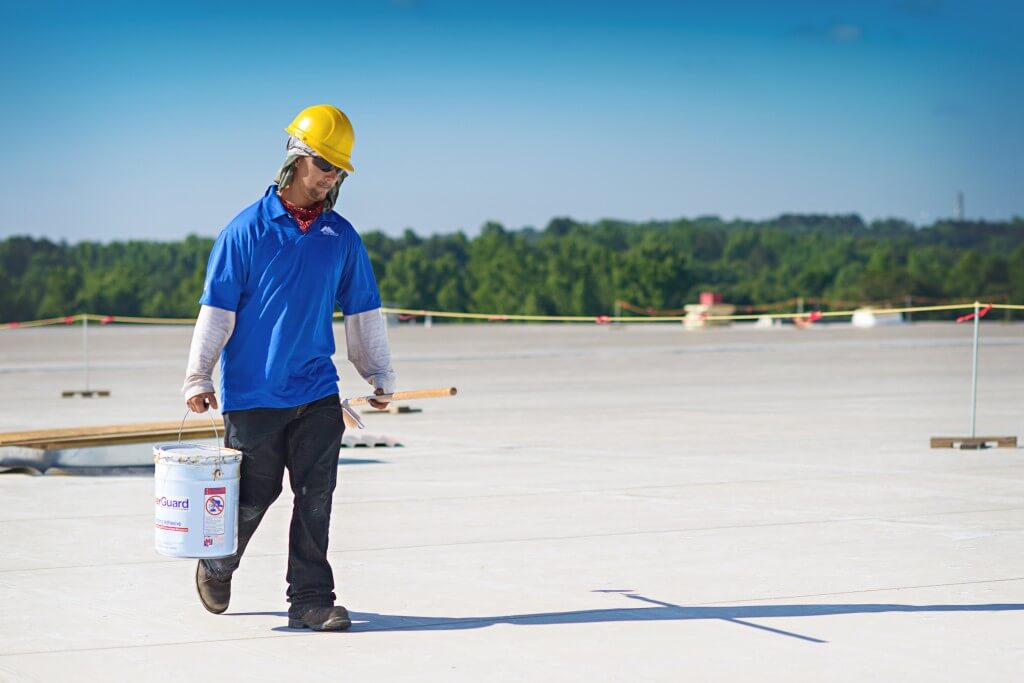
[310,156,347,176]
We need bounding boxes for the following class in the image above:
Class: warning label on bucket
[204,487,226,543]
[205,495,225,515]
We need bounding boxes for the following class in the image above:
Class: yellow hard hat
[285,104,356,173]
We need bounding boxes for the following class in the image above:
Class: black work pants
[203,393,345,614]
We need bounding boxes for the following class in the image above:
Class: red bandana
[279,195,323,233]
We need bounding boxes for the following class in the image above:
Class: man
[182,104,395,632]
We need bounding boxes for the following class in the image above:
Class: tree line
[2,214,1022,322]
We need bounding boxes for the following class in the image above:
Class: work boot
[288,605,351,631]
[195,560,231,614]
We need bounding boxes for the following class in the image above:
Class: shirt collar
[262,185,290,223]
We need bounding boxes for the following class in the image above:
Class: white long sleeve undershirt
[181,305,396,400]
[182,305,235,400]
[344,308,397,394]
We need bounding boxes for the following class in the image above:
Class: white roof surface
[1,321,1022,681]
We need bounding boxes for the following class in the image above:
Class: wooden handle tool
[347,386,458,406]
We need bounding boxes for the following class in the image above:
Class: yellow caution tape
[0,301,1012,329]
[93,314,197,325]
[379,302,993,323]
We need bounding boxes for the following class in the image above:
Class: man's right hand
[187,392,218,413]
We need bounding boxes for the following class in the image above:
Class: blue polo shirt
[200,185,382,411]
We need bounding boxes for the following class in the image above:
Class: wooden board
[0,419,224,450]
[930,436,1017,449]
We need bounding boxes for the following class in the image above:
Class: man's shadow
[231,591,1024,643]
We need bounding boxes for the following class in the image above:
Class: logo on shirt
[321,226,339,237]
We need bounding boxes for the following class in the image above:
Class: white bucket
[153,443,242,558]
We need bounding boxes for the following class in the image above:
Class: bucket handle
[177,407,222,459]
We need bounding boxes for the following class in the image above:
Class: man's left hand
[368,387,390,410]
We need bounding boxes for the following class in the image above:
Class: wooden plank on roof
[930,436,1017,449]
[0,419,224,450]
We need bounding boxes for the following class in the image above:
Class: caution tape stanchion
[930,302,1015,450]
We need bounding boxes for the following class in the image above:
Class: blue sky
[0,0,1020,241]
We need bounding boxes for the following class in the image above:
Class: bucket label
[154,493,189,546]
[204,493,226,543]
[154,496,189,510]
